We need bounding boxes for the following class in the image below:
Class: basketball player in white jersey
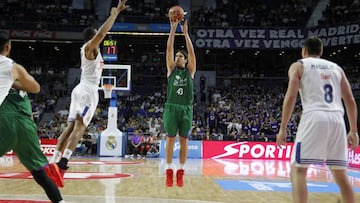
[51,0,129,177]
[276,36,359,203]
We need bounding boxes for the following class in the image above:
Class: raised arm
[86,0,129,53]
[166,19,179,77]
[182,20,196,78]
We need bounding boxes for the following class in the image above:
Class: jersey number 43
[177,87,184,96]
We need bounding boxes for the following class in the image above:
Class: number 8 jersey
[166,67,194,105]
[298,57,344,114]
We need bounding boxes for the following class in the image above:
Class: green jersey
[0,89,49,171]
[0,89,32,117]
[166,67,194,105]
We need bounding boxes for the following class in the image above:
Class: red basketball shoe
[166,169,174,187]
[176,169,184,187]
[44,163,64,188]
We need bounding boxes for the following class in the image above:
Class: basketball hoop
[102,84,114,99]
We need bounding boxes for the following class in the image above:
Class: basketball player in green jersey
[0,34,64,202]
[164,19,196,187]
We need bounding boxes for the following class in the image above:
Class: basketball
[168,5,185,22]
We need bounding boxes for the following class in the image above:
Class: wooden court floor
[0,156,360,203]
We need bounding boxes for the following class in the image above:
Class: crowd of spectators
[110,0,179,23]
[0,0,179,30]
[191,0,311,28]
[26,63,68,124]
[0,0,96,31]
[3,0,360,33]
[196,79,301,142]
[318,0,360,26]
[0,0,314,31]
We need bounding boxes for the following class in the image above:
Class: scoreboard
[102,39,118,61]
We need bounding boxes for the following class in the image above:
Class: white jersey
[299,57,344,114]
[79,43,103,86]
[68,43,103,126]
[0,55,14,105]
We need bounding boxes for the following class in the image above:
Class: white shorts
[68,83,99,127]
[291,111,347,168]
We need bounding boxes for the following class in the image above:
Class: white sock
[166,163,172,169]
[51,150,62,163]
[59,200,65,203]
[62,149,73,160]
[179,164,185,170]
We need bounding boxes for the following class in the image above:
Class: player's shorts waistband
[302,109,344,115]
[165,103,192,110]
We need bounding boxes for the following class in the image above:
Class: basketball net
[102,84,114,99]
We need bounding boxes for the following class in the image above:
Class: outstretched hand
[111,0,129,16]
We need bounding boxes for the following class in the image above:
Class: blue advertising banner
[111,23,136,31]
[110,23,182,32]
[159,140,202,158]
[193,23,360,49]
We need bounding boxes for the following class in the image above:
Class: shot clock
[102,39,118,61]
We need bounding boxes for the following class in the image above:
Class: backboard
[99,64,131,91]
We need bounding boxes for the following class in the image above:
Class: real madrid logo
[106,135,117,150]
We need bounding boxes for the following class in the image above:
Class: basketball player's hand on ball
[276,129,287,148]
[169,19,179,30]
[181,20,188,35]
[348,132,359,150]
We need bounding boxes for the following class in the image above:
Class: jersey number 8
[324,84,333,103]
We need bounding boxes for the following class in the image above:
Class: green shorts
[163,103,193,137]
[0,114,48,171]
